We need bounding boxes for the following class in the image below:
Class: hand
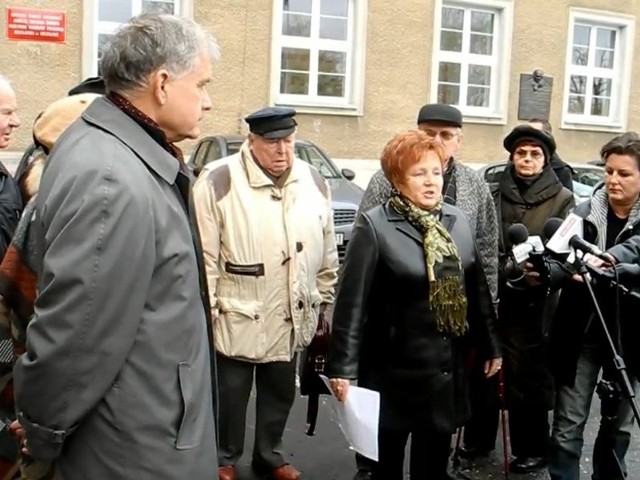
[329,378,350,402]
[484,357,502,378]
[584,252,616,270]
[9,420,30,457]
[523,262,541,286]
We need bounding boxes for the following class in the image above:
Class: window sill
[273,102,363,117]
[560,121,625,133]
[460,113,508,126]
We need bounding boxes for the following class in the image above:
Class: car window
[484,164,507,183]
[295,145,341,179]
[573,168,604,187]
[225,142,242,156]
[204,140,223,165]
[192,142,210,168]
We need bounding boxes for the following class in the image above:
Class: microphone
[504,224,545,281]
[543,217,564,243]
[568,235,610,261]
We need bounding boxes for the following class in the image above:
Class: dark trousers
[372,426,451,480]
[463,363,500,451]
[216,353,297,469]
[509,405,550,458]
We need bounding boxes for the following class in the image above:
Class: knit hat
[33,93,100,153]
[503,124,556,164]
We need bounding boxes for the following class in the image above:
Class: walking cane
[497,368,510,479]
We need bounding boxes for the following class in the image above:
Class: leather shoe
[218,466,237,480]
[270,464,301,480]
[509,456,547,473]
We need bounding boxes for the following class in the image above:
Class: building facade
[1,0,638,164]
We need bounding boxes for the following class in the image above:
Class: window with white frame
[431,0,513,121]
[84,0,186,77]
[271,0,366,112]
[562,10,635,129]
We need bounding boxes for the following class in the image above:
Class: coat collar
[81,97,180,185]
[238,140,304,188]
[384,202,457,245]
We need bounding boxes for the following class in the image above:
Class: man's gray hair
[100,14,220,94]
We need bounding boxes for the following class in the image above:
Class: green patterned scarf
[390,193,468,336]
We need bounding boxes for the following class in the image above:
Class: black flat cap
[503,124,557,163]
[67,77,106,96]
[416,104,463,127]
[245,107,297,139]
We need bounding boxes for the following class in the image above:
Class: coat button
[254,314,260,320]
[298,300,304,310]
[442,369,450,375]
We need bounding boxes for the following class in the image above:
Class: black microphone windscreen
[543,217,564,242]
[506,223,529,245]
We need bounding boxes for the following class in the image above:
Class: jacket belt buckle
[314,356,326,373]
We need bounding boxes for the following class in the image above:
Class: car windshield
[227,141,342,179]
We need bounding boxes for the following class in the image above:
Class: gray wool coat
[13,97,217,479]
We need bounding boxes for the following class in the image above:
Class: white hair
[100,14,220,94]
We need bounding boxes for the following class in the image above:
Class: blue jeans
[549,345,638,480]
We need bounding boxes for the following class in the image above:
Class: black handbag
[299,312,331,436]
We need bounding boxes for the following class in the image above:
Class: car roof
[199,134,314,147]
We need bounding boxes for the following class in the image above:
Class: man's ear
[150,69,171,105]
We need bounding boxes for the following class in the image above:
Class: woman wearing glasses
[465,125,575,473]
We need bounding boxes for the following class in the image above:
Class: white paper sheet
[320,375,379,461]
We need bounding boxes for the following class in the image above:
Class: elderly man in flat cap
[193,106,339,480]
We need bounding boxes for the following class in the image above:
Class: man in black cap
[353,104,499,480]
[193,106,339,480]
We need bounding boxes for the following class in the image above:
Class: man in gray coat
[11,14,220,479]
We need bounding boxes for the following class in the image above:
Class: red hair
[380,130,446,187]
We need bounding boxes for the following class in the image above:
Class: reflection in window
[276,0,355,105]
[436,3,498,111]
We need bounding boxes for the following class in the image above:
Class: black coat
[549,191,640,387]
[492,165,575,408]
[327,202,500,433]
[550,153,574,192]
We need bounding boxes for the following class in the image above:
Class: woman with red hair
[327,129,502,479]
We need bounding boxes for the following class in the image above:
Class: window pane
[142,0,176,14]
[438,84,460,105]
[283,0,311,14]
[468,65,491,86]
[441,7,464,30]
[570,75,587,94]
[471,11,493,34]
[318,51,346,74]
[438,62,461,83]
[595,49,615,69]
[99,0,132,22]
[281,48,310,71]
[280,72,309,94]
[568,95,585,114]
[591,97,610,116]
[467,86,490,107]
[318,74,345,97]
[282,13,311,37]
[320,0,348,17]
[573,24,591,46]
[470,34,493,55]
[320,17,347,40]
[593,78,612,97]
[440,30,463,52]
[572,47,589,66]
[596,28,616,49]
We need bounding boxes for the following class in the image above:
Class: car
[478,161,605,203]
[188,135,364,262]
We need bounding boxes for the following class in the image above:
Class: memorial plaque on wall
[517,73,553,121]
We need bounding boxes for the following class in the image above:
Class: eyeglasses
[514,149,544,161]
[422,129,461,141]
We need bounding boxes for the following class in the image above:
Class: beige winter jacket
[193,141,339,363]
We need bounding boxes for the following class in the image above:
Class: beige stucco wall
[1,0,638,165]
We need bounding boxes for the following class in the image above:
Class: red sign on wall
[6,7,66,43]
